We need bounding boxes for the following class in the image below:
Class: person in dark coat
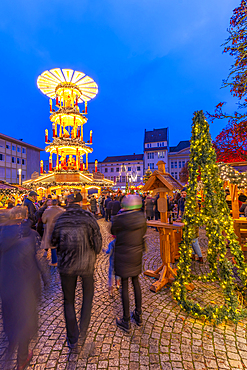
[110,197,121,217]
[90,195,97,215]
[23,191,38,228]
[177,187,187,219]
[111,194,147,333]
[0,206,43,370]
[51,194,102,349]
[145,195,154,220]
[104,195,112,221]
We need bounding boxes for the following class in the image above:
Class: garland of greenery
[172,110,247,324]
[218,162,247,189]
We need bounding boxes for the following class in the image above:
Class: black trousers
[121,275,142,321]
[60,274,94,345]
[105,209,111,221]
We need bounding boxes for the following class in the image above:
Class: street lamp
[18,168,22,185]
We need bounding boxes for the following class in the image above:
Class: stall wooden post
[229,183,239,219]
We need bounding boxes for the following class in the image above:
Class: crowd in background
[0,186,204,369]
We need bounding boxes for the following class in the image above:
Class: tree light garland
[172,110,247,324]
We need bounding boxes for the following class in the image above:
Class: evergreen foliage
[172,111,247,324]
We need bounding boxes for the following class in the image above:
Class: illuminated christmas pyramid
[24,68,113,199]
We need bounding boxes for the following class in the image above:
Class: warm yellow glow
[37,68,98,102]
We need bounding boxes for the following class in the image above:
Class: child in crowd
[105,237,120,296]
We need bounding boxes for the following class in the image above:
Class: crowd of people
[0,191,148,369]
[0,186,204,369]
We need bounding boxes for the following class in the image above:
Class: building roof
[0,133,44,151]
[144,128,168,143]
[169,140,190,153]
[102,154,143,163]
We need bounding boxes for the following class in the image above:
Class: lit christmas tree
[172,110,247,324]
[143,167,152,184]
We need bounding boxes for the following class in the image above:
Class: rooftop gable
[169,140,190,153]
[144,128,168,143]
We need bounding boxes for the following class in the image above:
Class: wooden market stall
[142,160,185,292]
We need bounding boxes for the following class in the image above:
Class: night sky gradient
[0,0,240,161]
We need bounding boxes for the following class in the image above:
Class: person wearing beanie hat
[111,194,147,333]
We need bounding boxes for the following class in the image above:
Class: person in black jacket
[23,191,38,228]
[51,193,102,350]
[111,194,147,333]
[104,195,112,221]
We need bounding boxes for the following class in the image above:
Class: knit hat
[74,193,83,203]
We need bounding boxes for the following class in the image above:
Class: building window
[0,167,4,178]
[122,165,126,172]
[174,162,177,168]
[128,176,131,181]
[162,142,164,146]
[0,154,4,161]
[128,167,131,171]
[12,145,16,151]
[150,163,154,169]
[171,172,174,177]
[22,159,25,165]
[179,161,181,168]
[22,148,26,154]
[12,157,16,163]
[105,168,108,173]
[116,167,119,172]
[6,155,11,163]
[6,144,10,149]
[111,177,114,181]
[116,176,120,182]
[137,176,141,181]
[158,151,165,159]
[122,176,126,182]
[137,166,140,171]
[175,173,178,179]
[17,147,21,153]
[111,168,114,172]
[182,161,185,167]
[171,161,174,169]
[17,158,20,164]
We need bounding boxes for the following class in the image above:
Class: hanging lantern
[52,123,55,137]
[40,160,43,175]
[49,156,52,171]
[45,129,48,143]
[90,130,92,144]
[49,98,52,112]
[95,159,98,173]
[85,101,88,114]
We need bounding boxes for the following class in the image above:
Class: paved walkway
[0,219,247,369]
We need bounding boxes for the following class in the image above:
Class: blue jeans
[192,238,202,258]
[51,249,57,264]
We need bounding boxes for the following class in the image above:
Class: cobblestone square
[0,219,247,369]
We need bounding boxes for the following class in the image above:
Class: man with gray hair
[41,199,65,266]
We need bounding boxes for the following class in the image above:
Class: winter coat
[145,197,154,218]
[0,220,41,345]
[90,197,97,213]
[111,210,147,278]
[23,197,37,227]
[111,200,121,216]
[104,197,112,210]
[51,204,102,276]
[41,205,65,250]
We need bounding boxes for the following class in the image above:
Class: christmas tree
[172,110,247,323]
[143,167,152,184]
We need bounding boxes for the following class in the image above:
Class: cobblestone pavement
[1,219,247,369]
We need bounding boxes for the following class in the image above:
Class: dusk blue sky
[0,0,240,161]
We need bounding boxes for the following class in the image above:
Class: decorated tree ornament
[172,110,247,324]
